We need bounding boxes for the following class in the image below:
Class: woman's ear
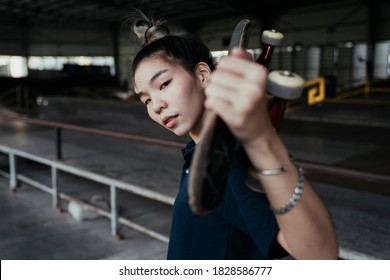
[195,62,211,87]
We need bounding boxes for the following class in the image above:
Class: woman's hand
[204,47,274,146]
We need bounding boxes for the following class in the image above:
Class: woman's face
[134,56,207,142]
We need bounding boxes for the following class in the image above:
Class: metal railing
[0,144,173,243]
[2,111,389,185]
[0,110,184,160]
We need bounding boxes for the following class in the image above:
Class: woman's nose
[151,97,167,114]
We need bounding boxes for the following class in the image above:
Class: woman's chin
[172,130,186,137]
[170,127,189,138]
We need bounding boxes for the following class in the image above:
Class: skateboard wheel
[262,29,284,46]
[267,70,305,100]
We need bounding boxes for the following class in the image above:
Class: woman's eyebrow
[150,69,168,85]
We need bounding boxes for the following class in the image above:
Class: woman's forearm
[244,131,339,259]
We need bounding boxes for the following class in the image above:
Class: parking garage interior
[0,0,390,261]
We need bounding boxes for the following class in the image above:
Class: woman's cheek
[147,109,159,124]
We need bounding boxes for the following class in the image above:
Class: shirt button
[185,169,189,174]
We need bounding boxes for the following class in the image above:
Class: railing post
[55,127,62,160]
[9,153,17,191]
[110,184,119,238]
[51,165,58,209]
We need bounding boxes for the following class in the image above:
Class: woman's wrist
[243,129,290,170]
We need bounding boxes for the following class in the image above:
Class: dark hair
[131,33,216,78]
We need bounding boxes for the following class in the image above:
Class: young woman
[128,9,339,260]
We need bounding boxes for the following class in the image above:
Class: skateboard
[188,20,305,215]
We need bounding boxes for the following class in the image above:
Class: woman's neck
[189,107,210,144]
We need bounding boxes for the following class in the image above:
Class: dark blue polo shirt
[167,140,287,259]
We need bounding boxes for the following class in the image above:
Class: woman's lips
[162,115,178,128]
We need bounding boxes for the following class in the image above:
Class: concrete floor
[0,175,169,260]
[0,93,389,260]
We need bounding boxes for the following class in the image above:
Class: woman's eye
[160,80,170,90]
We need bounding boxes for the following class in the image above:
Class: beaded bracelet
[270,164,304,215]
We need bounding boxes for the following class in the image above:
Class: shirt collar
[181,140,196,163]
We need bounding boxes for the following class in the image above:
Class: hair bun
[125,8,169,46]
